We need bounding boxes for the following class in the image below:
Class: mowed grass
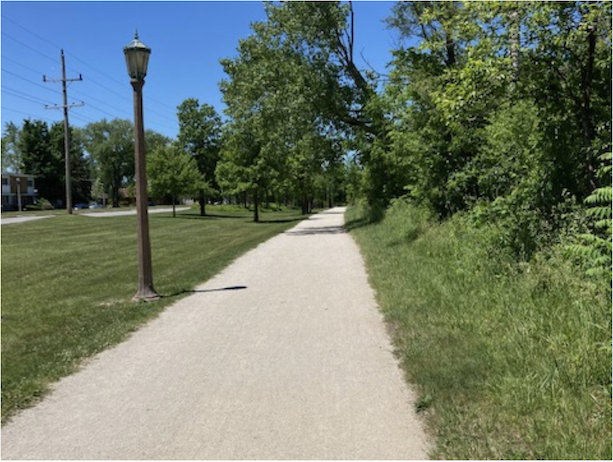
[1,206,304,423]
[346,200,611,460]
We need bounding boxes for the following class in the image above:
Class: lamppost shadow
[162,285,248,298]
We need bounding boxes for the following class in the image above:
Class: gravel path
[1,207,429,460]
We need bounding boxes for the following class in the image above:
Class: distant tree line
[2,2,610,275]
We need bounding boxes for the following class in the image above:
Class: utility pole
[44,49,83,214]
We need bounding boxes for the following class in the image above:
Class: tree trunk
[444,33,456,68]
[172,195,176,218]
[301,192,309,215]
[253,188,259,222]
[199,188,206,216]
[112,184,120,208]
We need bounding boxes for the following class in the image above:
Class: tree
[148,144,202,217]
[49,123,91,204]
[218,1,363,218]
[380,0,611,255]
[83,119,134,207]
[19,119,64,205]
[145,129,171,154]
[176,99,222,216]
[216,120,275,223]
[1,122,23,173]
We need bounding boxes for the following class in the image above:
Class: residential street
[1,207,429,460]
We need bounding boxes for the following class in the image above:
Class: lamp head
[124,32,151,81]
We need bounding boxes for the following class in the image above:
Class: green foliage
[24,197,54,211]
[83,119,134,207]
[18,120,63,203]
[148,144,203,215]
[2,119,91,205]
[379,0,612,261]
[566,152,612,277]
[218,1,372,216]
[1,122,22,173]
[348,201,611,459]
[177,99,222,215]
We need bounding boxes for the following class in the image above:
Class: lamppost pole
[125,33,159,302]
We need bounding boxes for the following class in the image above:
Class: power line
[0,31,58,65]
[1,14,61,50]
[1,55,44,76]
[70,112,97,124]
[2,87,55,106]
[69,88,126,116]
[2,21,178,136]
[2,15,178,127]
[1,106,56,123]
[1,68,63,95]
[1,84,57,105]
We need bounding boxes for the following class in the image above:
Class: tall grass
[1,206,304,423]
[347,200,611,459]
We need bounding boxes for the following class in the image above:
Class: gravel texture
[2,207,429,460]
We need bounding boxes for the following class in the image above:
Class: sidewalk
[1,207,429,460]
[81,206,190,217]
[0,215,52,225]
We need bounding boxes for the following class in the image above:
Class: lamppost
[124,33,159,302]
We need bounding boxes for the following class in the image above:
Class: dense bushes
[353,2,611,269]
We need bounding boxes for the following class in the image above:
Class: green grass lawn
[346,201,611,460]
[1,205,304,423]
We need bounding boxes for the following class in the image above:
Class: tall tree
[218,1,359,218]
[1,122,23,173]
[382,0,611,254]
[83,119,134,207]
[19,119,64,205]
[176,99,222,216]
[49,123,91,204]
[148,144,202,217]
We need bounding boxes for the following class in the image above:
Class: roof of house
[1,172,36,178]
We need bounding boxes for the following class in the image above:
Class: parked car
[73,203,89,210]
[89,203,103,209]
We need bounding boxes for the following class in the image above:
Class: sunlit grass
[347,200,611,459]
[1,205,304,423]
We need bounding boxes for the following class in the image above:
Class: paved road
[1,207,429,460]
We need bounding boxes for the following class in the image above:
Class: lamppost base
[132,289,160,302]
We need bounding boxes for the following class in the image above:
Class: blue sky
[1,1,399,140]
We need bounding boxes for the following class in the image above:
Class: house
[1,172,37,212]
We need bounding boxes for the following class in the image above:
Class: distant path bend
[2,207,429,460]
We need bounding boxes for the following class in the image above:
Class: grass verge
[1,205,304,423]
[346,200,611,459]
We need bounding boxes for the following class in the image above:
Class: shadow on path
[285,226,346,236]
[164,285,247,298]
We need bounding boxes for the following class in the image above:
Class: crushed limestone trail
[2,207,429,460]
